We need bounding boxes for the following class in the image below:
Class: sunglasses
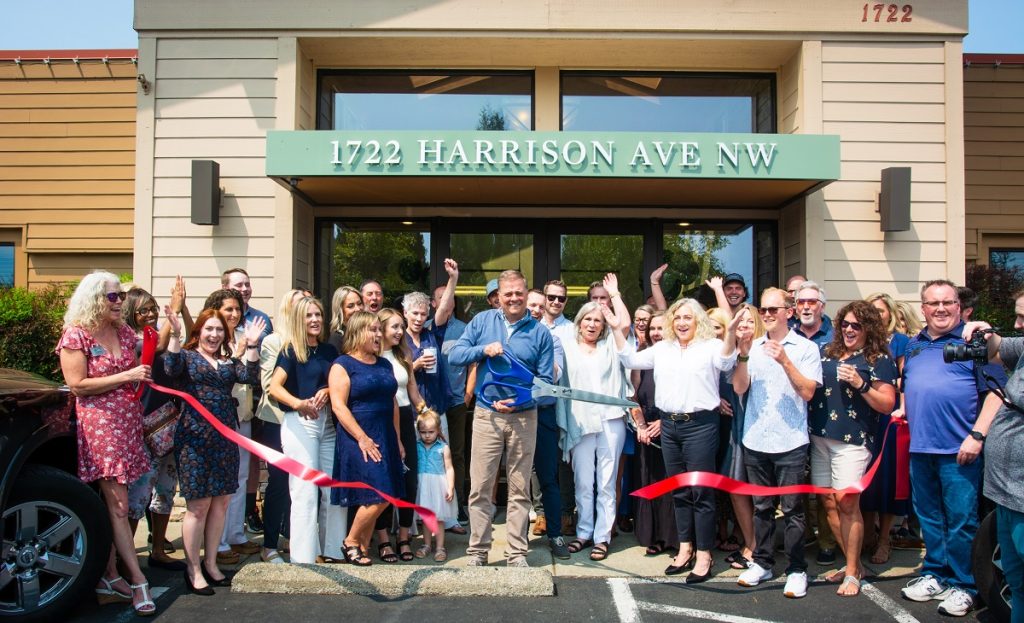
[795,298,822,307]
[546,294,567,303]
[105,291,127,303]
[758,306,787,315]
[840,320,863,332]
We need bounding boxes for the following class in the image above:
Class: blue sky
[1,1,1022,53]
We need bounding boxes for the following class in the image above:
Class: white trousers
[571,417,626,545]
[219,419,251,550]
[280,410,347,564]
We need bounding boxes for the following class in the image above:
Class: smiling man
[449,269,555,567]
[722,273,749,314]
[732,287,822,600]
[222,268,272,341]
[899,280,985,617]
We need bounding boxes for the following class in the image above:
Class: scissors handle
[478,381,533,409]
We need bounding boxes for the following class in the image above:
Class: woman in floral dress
[57,271,157,616]
[164,307,263,594]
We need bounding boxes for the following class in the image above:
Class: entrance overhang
[266,130,840,209]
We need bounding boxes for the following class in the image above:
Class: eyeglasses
[135,306,159,316]
[634,317,650,324]
[795,298,822,307]
[546,294,567,303]
[104,291,126,303]
[840,320,863,332]
[922,300,959,309]
[758,306,787,315]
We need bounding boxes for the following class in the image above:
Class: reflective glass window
[562,73,775,133]
[0,243,12,287]
[319,72,533,131]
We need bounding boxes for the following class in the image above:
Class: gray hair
[63,271,121,330]
[402,291,431,312]
[795,280,826,304]
[573,301,610,343]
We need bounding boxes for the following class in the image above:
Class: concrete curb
[232,562,555,597]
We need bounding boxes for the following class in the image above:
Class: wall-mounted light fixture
[137,74,151,94]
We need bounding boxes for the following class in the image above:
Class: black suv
[0,369,110,622]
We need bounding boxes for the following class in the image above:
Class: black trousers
[260,421,290,549]
[745,444,809,574]
[659,411,719,551]
[376,405,419,530]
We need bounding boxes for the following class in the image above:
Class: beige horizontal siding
[0,59,136,287]
[141,36,278,309]
[819,41,950,308]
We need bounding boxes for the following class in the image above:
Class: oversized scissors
[478,352,636,410]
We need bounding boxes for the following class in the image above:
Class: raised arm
[602,273,632,342]
[433,258,460,327]
[649,263,669,311]
[706,276,732,321]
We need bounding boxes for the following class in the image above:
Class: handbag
[143,400,180,458]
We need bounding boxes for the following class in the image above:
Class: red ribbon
[631,419,901,501]
[135,326,158,400]
[138,330,438,534]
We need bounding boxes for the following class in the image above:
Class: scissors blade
[532,381,636,408]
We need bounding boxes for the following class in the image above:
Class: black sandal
[343,543,372,566]
[725,550,751,570]
[377,542,398,564]
[396,540,414,562]
[645,542,666,556]
[590,542,609,561]
[567,538,593,554]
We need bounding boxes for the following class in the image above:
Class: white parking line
[635,601,779,623]
[860,581,922,623]
[609,578,642,622]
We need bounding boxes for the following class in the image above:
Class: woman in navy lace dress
[328,311,404,565]
[164,308,263,593]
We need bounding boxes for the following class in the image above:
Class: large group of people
[55,260,1024,619]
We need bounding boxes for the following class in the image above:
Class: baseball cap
[485,278,499,297]
[723,273,746,288]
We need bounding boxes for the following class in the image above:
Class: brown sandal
[589,542,609,561]
[567,538,593,554]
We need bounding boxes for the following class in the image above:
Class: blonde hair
[894,300,923,336]
[341,310,378,355]
[330,285,361,335]
[416,408,445,442]
[63,271,121,330]
[760,287,793,308]
[280,297,326,363]
[377,308,413,377]
[276,289,308,331]
[664,298,717,343]
[705,307,730,333]
[865,292,899,334]
[736,303,767,340]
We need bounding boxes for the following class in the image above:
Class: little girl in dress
[414,409,458,562]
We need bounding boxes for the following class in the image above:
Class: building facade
[130,0,969,316]
[0,50,138,288]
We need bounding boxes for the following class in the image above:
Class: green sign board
[266,130,840,180]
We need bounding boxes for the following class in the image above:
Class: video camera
[943,328,996,366]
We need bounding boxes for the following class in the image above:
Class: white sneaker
[507,557,529,568]
[783,571,808,599]
[465,555,487,567]
[529,509,538,522]
[901,576,951,602]
[737,562,773,587]
[937,588,974,617]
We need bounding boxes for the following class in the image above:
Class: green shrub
[0,284,73,382]
[966,263,1024,336]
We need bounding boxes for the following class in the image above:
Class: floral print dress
[164,349,259,500]
[55,324,150,485]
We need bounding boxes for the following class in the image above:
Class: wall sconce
[137,74,151,94]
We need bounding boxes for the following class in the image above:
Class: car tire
[1,464,112,622]
[972,509,1012,623]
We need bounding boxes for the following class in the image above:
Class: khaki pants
[467,405,538,561]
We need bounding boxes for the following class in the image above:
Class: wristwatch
[969,430,986,442]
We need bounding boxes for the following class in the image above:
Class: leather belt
[663,409,716,422]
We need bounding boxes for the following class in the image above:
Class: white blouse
[382,349,411,407]
[617,338,736,414]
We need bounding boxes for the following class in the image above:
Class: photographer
[962,289,1024,621]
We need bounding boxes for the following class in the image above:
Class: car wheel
[0,464,111,622]
[972,509,1012,623]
